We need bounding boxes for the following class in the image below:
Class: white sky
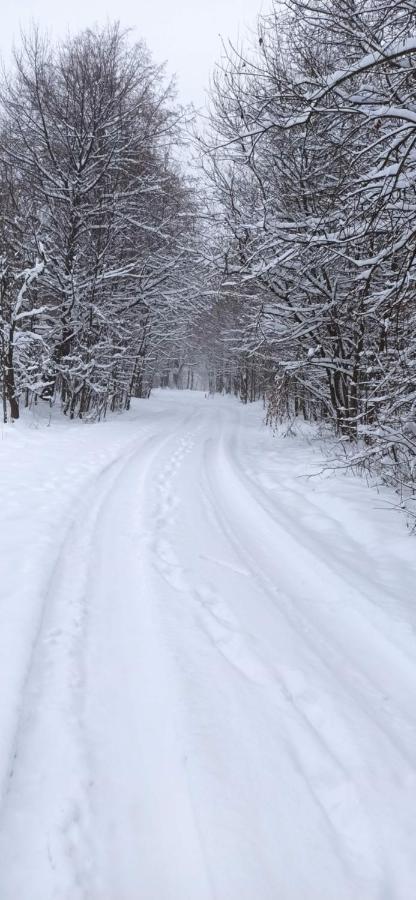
[1,0,266,108]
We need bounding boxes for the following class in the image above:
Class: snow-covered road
[0,390,415,899]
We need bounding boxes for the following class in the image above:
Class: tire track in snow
[0,430,178,899]
[198,407,416,895]
[82,406,215,900]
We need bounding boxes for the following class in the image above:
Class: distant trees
[201,0,416,509]
[0,24,195,420]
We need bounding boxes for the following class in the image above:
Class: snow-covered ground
[0,389,415,900]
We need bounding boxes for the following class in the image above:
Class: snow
[0,390,415,899]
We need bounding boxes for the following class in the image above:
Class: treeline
[0,24,197,420]
[1,7,415,511]
[200,0,416,509]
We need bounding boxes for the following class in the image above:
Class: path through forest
[0,391,415,899]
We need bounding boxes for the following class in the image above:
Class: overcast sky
[1,0,266,108]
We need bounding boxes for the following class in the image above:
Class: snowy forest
[1,3,416,896]
[1,0,416,512]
